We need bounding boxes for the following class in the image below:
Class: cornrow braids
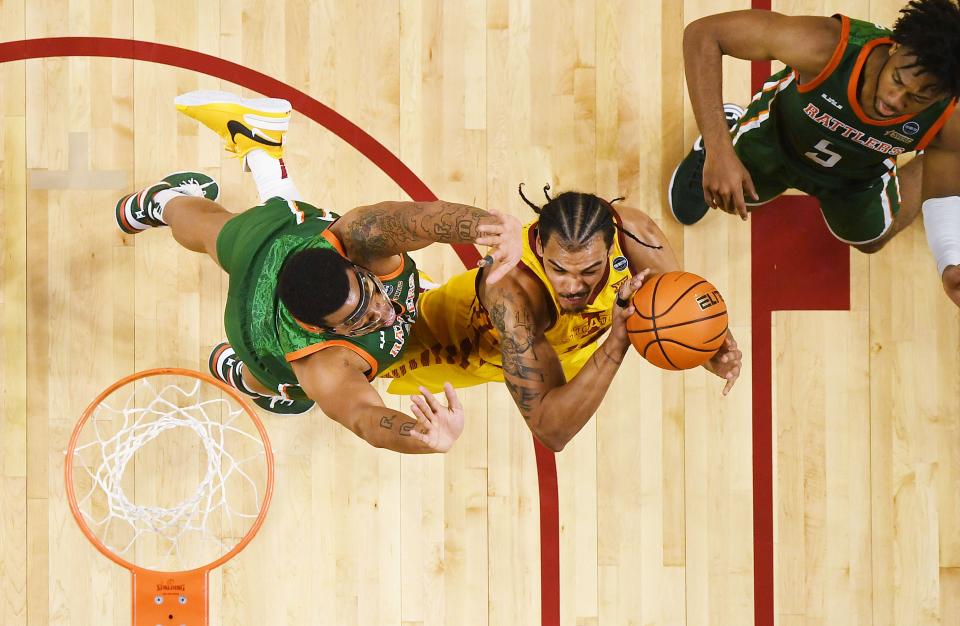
[891,0,960,98]
[517,183,662,251]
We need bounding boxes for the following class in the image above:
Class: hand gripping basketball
[624,271,729,370]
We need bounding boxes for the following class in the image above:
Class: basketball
[625,271,728,370]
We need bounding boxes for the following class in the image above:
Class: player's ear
[535,235,544,256]
[889,42,900,57]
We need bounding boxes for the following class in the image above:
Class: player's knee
[853,239,886,254]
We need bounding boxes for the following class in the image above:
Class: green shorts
[732,112,899,245]
[217,197,333,397]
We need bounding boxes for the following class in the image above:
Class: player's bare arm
[333,201,522,283]
[618,206,743,394]
[684,11,840,217]
[291,348,464,453]
[920,109,960,307]
[481,271,642,452]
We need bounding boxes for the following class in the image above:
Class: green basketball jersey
[219,197,420,401]
[741,15,957,184]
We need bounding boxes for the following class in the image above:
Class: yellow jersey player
[385,185,743,451]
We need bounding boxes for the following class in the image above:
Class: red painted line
[747,5,851,621]
[0,36,560,625]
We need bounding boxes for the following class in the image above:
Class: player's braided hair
[891,0,960,98]
[518,183,662,251]
[277,247,353,326]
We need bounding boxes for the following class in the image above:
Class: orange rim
[63,367,275,577]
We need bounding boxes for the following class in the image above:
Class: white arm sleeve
[922,196,960,276]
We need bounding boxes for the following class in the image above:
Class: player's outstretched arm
[483,274,636,452]
[291,348,464,453]
[920,113,960,309]
[332,201,522,284]
[683,11,839,217]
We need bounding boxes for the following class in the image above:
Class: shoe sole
[115,193,140,234]
[164,170,221,202]
[175,90,291,130]
[208,341,233,381]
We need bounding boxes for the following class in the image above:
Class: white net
[67,372,271,572]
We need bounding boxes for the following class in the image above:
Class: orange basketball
[625,271,728,370]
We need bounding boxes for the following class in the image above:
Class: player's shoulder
[927,102,960,151]
[611,204,653,231]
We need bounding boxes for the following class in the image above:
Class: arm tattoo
[345,208,418,261]
[592,343,625,370]
[345,202,488,261]
[380,414,413,436]
[490,295,545,415]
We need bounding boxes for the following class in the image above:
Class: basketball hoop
[64,368,274,625]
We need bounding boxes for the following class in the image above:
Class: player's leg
[115,172,233,265]
[209,342,314,414]
[852,155,923,253]
[175,90,302,202]
[817,168,900,252]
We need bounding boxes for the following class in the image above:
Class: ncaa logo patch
[384,284,394,297]
[902,121,920,135]
[612,256,629,272]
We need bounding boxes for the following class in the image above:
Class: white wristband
[921,196,960,276]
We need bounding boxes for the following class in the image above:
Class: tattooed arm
[482,273,637,452]
[331,200,522,283]
[290,347,464,453]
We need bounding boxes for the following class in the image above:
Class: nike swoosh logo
[227,120,282,147]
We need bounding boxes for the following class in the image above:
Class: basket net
[67,371,271,572]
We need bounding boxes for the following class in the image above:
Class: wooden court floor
[0,1,957,625]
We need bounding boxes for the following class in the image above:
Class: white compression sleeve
[922,196,960,276]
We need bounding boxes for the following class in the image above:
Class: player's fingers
[443,382,462,412]
[743,172,760,203]
[722,366,741,395]
[418,386,442,413]
[703,184,715,208]
[474,234,500,247]
[411,395,433,420]
[476,224,504,237]
[410,401,431,425]
[732,187,749,221]
[484,262,511,285]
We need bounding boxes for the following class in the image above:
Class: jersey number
[804,139,842,168]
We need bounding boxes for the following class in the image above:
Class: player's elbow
[528,416,572,452]
[683,16,720,48]
[534,430,568,453]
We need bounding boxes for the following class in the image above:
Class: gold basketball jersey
[384,217,636,394]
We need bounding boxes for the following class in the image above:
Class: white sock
[152,188,185,224]
[245,149,302,202]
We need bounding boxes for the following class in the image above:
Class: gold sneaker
[175,90,291,159]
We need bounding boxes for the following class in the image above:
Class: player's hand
[610,269,651,345]
[702,332,742,396]
[702,146,759,221]
[476,209,523,284]
[942,264,960,309]
[409,383,465,452]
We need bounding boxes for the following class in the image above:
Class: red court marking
[747,4,852,621]
[0,37,561,626]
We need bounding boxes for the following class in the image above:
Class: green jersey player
[670,0,960,308]
[115,91,522,454]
